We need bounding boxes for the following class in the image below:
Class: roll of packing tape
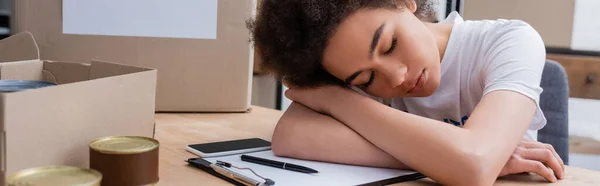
[0,80,56,93]
[89,136,159,186]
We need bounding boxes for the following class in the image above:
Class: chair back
[538,59,570,165]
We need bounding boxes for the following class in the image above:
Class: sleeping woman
[247,0,565,185]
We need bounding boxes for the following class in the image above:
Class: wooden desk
[154,106,600,186]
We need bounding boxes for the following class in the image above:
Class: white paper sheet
[571,0,600,51]
[205,150,420,186]
[63,0,218,39]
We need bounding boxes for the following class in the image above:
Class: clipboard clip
[186,158,275,186]
[216,160,275,186]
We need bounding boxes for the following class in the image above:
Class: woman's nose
[381,65,407,88]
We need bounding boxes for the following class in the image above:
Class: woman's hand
[499,138,565,182]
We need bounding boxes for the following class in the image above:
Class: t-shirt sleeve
[481,20,547,131]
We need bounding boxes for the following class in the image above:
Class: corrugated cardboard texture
[14,0,255,112]
[2,60,157,180]
[463,0,575,48]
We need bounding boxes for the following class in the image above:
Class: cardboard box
[0,32,157,184]
[463,0,576,49]
[13,0,256,112]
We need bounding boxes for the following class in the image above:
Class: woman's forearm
[271,102,410,169]
[328,91,535,186]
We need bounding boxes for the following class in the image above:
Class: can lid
[90,136,159,154]
[0,80,56,93]
[8,166,102,186]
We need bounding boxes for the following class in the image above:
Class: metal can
[89,136,159,186]
[7,166,102,186]
[89,136,159,155]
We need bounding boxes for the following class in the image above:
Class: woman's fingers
[520,147,564,180]
[522,141,566,178]
[518,158,558,182]
[504,139,565,182]
[543,143,565,173]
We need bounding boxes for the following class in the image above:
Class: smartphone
[187,138,272,158]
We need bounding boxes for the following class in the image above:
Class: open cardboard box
[0,32,157,184]
[14,0,256,112]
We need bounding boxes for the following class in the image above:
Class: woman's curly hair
[247,0,437,88]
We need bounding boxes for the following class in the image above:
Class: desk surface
[154,106,600,186]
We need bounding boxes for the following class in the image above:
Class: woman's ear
[404,0,417,13]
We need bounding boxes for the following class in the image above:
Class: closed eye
[383,36,397,56]
[359,71,375,89]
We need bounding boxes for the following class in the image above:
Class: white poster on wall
[63,0,218,39]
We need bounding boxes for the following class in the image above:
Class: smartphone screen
[187,138,271,157]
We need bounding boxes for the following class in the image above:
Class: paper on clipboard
[204,150,422,186]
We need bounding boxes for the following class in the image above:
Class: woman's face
[322,6,442,98]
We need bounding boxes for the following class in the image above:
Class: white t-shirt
[359,12,547,140]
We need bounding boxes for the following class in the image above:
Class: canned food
[90,136,159,186]
[89,136,159,154]
[0,80,56,93]
[7,166,102,186]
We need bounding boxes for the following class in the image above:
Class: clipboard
[187,158,249,186]
[356,172,426,186]
[187,150,426,186]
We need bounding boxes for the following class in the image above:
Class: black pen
[241,155,319,174]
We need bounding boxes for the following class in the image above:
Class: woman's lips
[407,69,426,94]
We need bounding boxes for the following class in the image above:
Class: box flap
[43,61,90,84]
[0,60,44,81]
[89,60,153,80]
[0,32,40,63]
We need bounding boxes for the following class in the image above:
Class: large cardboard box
[463,0,576,49]
[0,32,157,184]
[13,0,256,112]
